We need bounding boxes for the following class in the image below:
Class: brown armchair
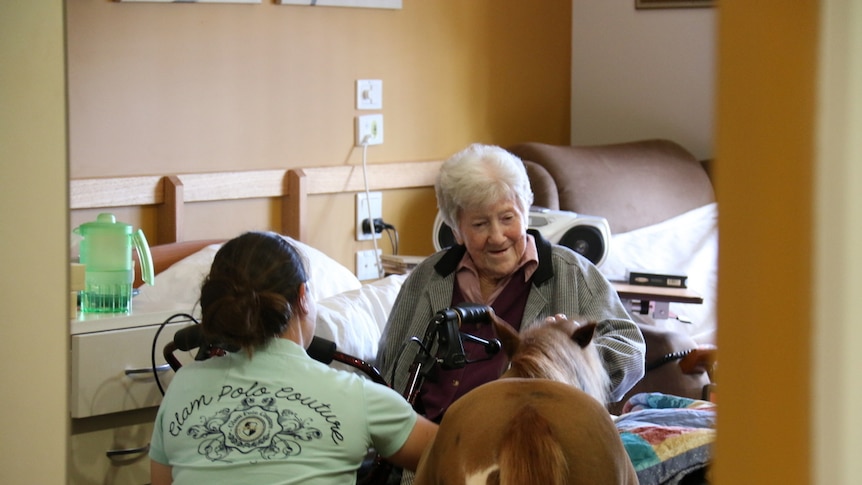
[508,139,717,413]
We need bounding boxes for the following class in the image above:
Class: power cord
[384,224,399,255]
[360,137,384,278]
[362,218,399,255]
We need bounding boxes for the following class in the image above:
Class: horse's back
[414,379,637,485]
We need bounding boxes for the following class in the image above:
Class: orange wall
[713,0,817,483]
[67,0,572,266]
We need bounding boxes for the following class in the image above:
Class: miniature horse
[413,316,638,485]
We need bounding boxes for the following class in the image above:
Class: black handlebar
[402,302,501,404]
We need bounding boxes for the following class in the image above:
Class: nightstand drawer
[70,320,192,418]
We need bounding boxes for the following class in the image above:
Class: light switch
[356,79,383,110]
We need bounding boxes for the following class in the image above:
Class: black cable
[370,219,399,255]
[151,313,199,396]
[384,226,399,255]
[384,228,394,254]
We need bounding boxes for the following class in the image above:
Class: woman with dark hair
[150,232,436,485]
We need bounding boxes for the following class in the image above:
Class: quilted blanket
[615,393,716,485]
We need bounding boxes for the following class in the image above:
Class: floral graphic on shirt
[187,397,322,462]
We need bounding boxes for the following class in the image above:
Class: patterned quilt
[615,393,716,485]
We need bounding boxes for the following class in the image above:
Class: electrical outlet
[356,79,383,110]
[356,191,383,240]
[356,249,382,281]
[355,114,384,146]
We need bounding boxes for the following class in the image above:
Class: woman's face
[455,198,528,282]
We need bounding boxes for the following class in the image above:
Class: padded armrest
[608,323,712,414]
[523,160,559,210]
[509,140,715,234]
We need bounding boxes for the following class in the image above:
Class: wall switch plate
[356,191,383,240]
[356,79,383,110]
[356,249,382,281]
[355,114,384,146]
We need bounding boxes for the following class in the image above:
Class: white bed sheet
[134,235,400,366]
[600,203,718,345]
[314,274,406,363]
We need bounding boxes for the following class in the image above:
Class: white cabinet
[70,320,188,418]
[69,302,197,485]
[69,408,158,485]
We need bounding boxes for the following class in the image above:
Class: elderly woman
[376,143,645,423]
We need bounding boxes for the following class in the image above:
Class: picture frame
[636,0,714,9]
[117,0,261,3]
[277,0,402,9]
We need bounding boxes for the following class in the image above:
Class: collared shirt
[454,233,539,305]
[150,339,417,485]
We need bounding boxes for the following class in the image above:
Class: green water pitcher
[73,213,154,313]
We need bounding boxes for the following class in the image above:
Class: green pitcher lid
[75,213,132,234]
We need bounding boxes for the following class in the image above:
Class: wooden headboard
[71,160,443,245]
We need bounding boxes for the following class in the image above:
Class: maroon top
[418,267,531,422]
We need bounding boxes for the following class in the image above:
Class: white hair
[435,143,534,239]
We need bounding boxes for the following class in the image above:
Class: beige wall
[814,1,862,482]
[67,0,572,268]
[570,0,715,160]
[0,1,69,484]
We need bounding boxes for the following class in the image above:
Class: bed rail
[285,160,441,241]
[70,160,442,244]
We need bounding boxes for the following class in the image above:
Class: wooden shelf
[612,282,703,305]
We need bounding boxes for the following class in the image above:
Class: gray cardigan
[375,230,646,403]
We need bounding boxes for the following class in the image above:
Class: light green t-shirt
[150,338,416,485]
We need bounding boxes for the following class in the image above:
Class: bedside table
[612,282,703,320]
[69,300,196,485]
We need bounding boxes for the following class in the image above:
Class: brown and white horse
[413,316,638,485]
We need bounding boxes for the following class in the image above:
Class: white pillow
[314,274,406,364]
[134,244,220,313]
[135,236,362,312]
[288,237,363,299]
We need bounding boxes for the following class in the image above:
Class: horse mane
[495,404,567,485]
[496,318,611,405]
